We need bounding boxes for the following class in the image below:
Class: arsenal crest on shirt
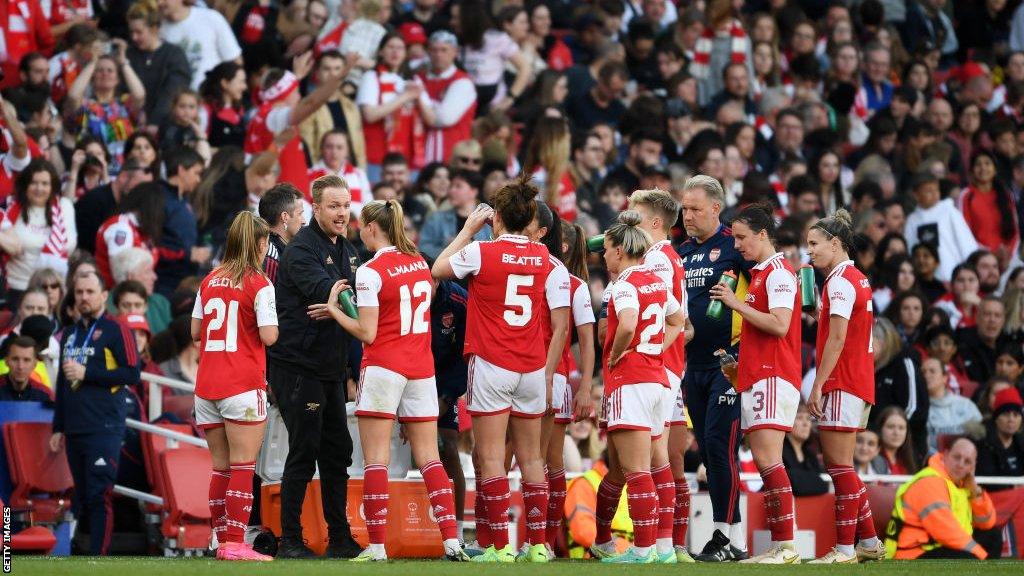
[709,248,721,262]
[442,312,454,329]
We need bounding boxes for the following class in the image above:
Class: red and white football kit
[603,265,680,437]
[192,270,277,428]
[95,213,158,287]
[553,274,595,424]
[644,239,688,427]
[353,247,438,421]
[816,259,875,431]
[451,234,570,417]
[307,161,371,219]
[736,253,801,432]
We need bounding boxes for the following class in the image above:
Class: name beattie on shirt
[501,253,543,266]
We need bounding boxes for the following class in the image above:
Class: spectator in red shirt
[0,0,55,90]
[959,150,1019,270]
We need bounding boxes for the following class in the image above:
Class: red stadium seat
[866,483,898,537]
[2,422,72,523]
[159,447,213,550]
[140,423,196,508]
[0,497,57,555]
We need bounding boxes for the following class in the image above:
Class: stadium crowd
[1,0,1024,564]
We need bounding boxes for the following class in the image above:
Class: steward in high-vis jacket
[885,437,996,559]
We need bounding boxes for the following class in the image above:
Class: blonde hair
[311,174,349,204]
[217,212,270,286]
[683,174,726,205]
[629,188,679,233]
[1003,285,1024,334]
[525,118,570,208]
[126,0,161,28]
[606,210,652,258]
[872,317,901,369]
[361,200,417,255]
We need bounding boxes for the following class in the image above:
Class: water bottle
[706,271,738,320]
[337,288,359,319]
[587,234,606,252]
[799,265,818,312]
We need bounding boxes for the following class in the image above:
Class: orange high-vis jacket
[564,460,632,556]
[887,453,996,559]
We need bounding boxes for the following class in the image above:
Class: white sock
[457,521,464,542]
[596,540,617,552]
[714,521,729,536]
[656,537,673,553]
[633,545,653,555]
[778,540,795,550]
[729,523,746,551]
[860,536,878,548]
[368,543,386,556]
[836,544,855,557]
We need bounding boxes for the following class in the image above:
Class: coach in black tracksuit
[268,177,361,559]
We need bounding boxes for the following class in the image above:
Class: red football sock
[595,476,623,545]
[223,462,255,544]
[651,464,675,541]
[209,468,230,541]
[480,476,511,549]
[827,465,859,546]
[421,460,458,541]
[545,467,567,546]
[474,485,491,547]
[760,462,795,542]
[522,481,549,546]
[363,464,389,544]
[625,471,658,548]
[673,477,690,547]
[855,476,876,540]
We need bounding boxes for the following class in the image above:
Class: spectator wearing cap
[954,63,995,111]
[415,30,477,164]
[975,387,1024,490]
[118,313,157,374]
[75,158,154,255]
[604,128,662,192]
[0,336,51,403]
[565,60,627,131]
[399,22,430,69]
[904,172,978,282]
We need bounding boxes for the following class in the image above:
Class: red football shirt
[450,234,570,372]
[736,253,801,392]
[356,247,434,379]
[193,270,277,400]
[557,274,596,377]
[816,260,875,402]
[604,265,680,394]
[644,239,688,375]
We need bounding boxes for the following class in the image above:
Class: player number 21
[400,281,431,335]
[204,297,239,352]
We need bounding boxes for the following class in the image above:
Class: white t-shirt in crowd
[160,7,242,90]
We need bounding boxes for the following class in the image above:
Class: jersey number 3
[400,281,431,335]
[204,298,239,352]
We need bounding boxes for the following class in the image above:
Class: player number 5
[504,274,534,326]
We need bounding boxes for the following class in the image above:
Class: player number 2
[204,298,239,352]
[636,303,664,354]
[399,281,431,335]
[504,274,534,326]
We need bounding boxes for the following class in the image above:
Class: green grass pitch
[9,557,1024,576]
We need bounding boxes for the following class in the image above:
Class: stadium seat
[0,497,57,554]
[2,422,73,523]
[159,447,213,550]
[140,423,197,510]
[866,483,898,538]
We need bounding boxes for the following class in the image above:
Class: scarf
[690,19,747,79]
[1,198,70,273]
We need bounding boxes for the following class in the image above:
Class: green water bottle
[587,234,606,252]
[799,265,818,312]
[337,288,359,319]
[706,271,738,320]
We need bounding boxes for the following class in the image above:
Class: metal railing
[143,372,195,421]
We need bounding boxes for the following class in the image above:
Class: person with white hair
[109,247,172,334]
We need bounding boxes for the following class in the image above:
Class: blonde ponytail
[218,211,270,285]
[606,210,652,258]
[361,199,418,254]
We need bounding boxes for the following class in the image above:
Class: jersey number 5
[204,298,239,352]
[504,274,534,327]
[400,281,431,335]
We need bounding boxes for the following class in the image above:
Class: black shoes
[276,537,319,559]
[325,534,363,559]
[694,529,749,562]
